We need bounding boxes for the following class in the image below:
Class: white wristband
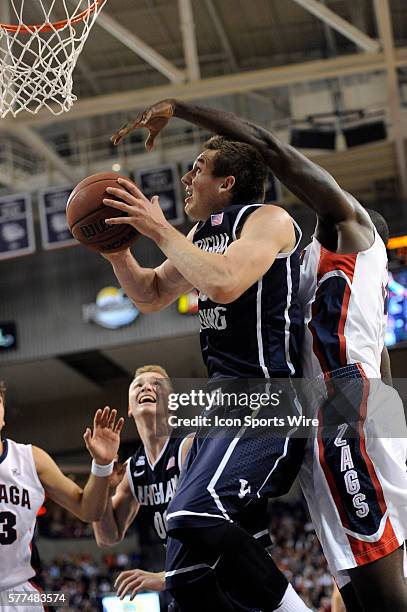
[91,459,114,477]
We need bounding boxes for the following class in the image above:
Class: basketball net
[0,1,108,118]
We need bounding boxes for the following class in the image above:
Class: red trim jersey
[0,439,44,590]
[299,230,388,378]
[298,230,407,577]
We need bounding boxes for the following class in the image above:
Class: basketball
[66,172,139,253]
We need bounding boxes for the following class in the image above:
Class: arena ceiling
[1,0,407,193]
[3,0,406,106]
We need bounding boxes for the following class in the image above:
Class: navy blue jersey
[127,436,189,543]
[193,204,303,380]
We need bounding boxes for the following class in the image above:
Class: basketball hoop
[0,1,108,118]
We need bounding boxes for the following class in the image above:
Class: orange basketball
[66,172,139,253]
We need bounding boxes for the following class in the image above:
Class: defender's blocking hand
[111,99,176,148]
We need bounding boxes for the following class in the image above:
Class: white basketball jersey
[299,229,388,378]
[0,439,44,590]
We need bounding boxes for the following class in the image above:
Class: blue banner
[38,185,76,250]
[0,193,35,260]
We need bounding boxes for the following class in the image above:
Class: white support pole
[374,0,407,200]
[94,10,186,83]
[11,126,77,183]
[178,0,200,81]
[292,0,380,53]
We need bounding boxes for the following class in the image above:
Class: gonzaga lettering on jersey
[0,439,44,590]
[299,229,388,378]
[298,231,407,573]
[193,204,303,380]
[126,437,188,542]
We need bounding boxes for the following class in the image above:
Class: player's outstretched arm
[111,99,357,225]
[104,185,295,303]
[93,462,140,546]
[115,570,165,600]
[33,406,124,522]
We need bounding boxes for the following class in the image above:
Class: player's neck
[0,438,3,455]
[138,421,169,465]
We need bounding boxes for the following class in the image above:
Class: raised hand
[111,99,175,148]
[84,406,124,466]
[115,569,165,600]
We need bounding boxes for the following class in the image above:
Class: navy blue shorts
[165,496,272,591]
[166,398,306,532]
[165,382,306,589]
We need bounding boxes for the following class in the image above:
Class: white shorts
[0,581,45,612]
[300,365,407,579]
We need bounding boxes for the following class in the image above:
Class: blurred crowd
[270,501,333,611]
[36,551,147,611]
[36,499,334,611]
[38,503,94,538]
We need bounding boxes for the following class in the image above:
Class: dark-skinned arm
[380,346,393,386]
[173,101,356,223]
[112,99,356,224]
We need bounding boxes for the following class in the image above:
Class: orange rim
[0,0,104,33]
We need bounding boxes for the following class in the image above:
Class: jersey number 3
[0,511,17,545]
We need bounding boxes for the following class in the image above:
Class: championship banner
[136,164,184,225]
[38,185,77,250]
[0,193,35,260]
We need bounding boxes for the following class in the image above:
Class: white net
[0,0,107,118]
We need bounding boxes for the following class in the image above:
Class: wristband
[91,459,114,477]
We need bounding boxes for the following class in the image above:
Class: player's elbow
[132,299,166,314]
[135,301,160,314]
[205,269,242,304]
[96,535,122,548]
[207,283,242,304]
[81,508,105,523]
[94,528,123,548]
